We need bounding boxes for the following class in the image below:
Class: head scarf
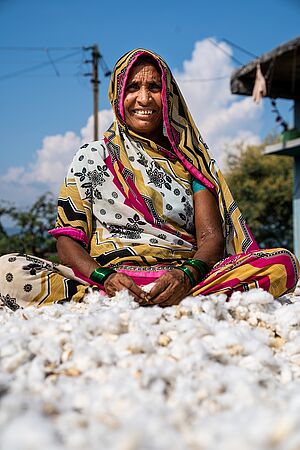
[105,48,258,255]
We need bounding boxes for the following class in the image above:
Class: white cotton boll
[39,341,62,366]
[0,341,18,358]
[0,412,63,450]
[92,343,117,366]
[71,345,100,371]
[141,282,156,293]
[284,337,300,356]
[174,317,198,334]
[197,311,218,331]
[129,307,163,326]
[1,349,32,373]
[201,299,218,316]
[27,339,44,355]
[180,296,202,309]
[227,290,243,306]
[89,310,125,335]
[274,303,300,340]
[168,340,191,360]
[118,331,154,355]
[83,288,107,304]
[111,289,140,308]
[241,288,274,305]
[26,357,46,386]
[255,346,280,370]
[239,354,266,372]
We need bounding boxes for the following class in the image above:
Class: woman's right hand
[104,272,147,303]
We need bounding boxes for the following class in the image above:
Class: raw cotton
[1,286,300,450]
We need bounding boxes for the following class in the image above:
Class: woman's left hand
[145,269,192,307]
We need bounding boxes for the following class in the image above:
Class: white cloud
[174,38,262,163]
[0,39,262,205]
[0,109,113,202]
[81,109,114,143]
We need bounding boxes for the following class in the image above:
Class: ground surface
[1,285,300,450]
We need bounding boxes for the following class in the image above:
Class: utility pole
[84,45,112,141]
[84,45,100,140]
[91,45,100,141]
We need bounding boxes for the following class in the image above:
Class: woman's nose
[137,87,151,104]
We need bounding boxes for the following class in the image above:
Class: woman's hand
[145,269,192,307]
[104,272,147,303]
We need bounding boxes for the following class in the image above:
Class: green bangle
[176,266,196,288]
[183,259,209,278]
[90,267,116,285]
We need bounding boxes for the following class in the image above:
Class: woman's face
[123,62,163,139]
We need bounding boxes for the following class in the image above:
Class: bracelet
[183,259,209,279]
[90,267,116,285]
[175,266,196,288]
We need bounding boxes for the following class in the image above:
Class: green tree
[225,142,293,250]
[0,192,57,258]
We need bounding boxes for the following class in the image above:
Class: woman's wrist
[182,259,210,281]
[90,267,117,285]
[174,266,196,288]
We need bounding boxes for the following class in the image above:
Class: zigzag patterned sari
[49,49,298,298]
[0,49,298,309]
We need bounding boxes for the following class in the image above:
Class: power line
[0,46,82,51]
[0,61,84,64]
[208,38,245,66]
[0,49,82,81]
[6,74,84,78]
[46,49,60,76]
[222,38,259,59]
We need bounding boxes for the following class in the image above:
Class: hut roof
[230,36,300,100]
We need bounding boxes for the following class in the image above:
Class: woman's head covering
[106,49,258,255]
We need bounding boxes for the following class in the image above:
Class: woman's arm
[57,235,147,301]
[57,235,99,278]
[192,187,224,268]
[146,188,224,306]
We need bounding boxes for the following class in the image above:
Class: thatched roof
[230,36,300,100]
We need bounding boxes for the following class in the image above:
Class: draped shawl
[51,48,258,267]
[106,48,258,255]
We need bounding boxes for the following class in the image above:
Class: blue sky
[0,0,299,206]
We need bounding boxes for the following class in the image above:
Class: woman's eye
[149,83,161,91]
[126,83,139,92]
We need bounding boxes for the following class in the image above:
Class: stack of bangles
[89,259,209,289]
[175,259,210,288]
[90,267,116,285]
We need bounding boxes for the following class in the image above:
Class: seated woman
[0,48,298,310]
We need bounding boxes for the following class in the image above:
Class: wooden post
[293,100,300,258]
[91,45,100,141]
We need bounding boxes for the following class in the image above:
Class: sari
[0,49,298,309]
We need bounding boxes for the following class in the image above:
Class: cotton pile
[1,286,300,450]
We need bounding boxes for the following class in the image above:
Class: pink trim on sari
[159,66,216,193]
[48,227,89,247]
[119,51,147,120]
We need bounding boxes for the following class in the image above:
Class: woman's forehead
[127,62,161,82]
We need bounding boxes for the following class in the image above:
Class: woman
[0,49,298,310]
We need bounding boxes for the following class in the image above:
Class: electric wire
[0,49,82,81]
[222,38,259,59]
[0,46,82,51]
[208,38,245,66]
